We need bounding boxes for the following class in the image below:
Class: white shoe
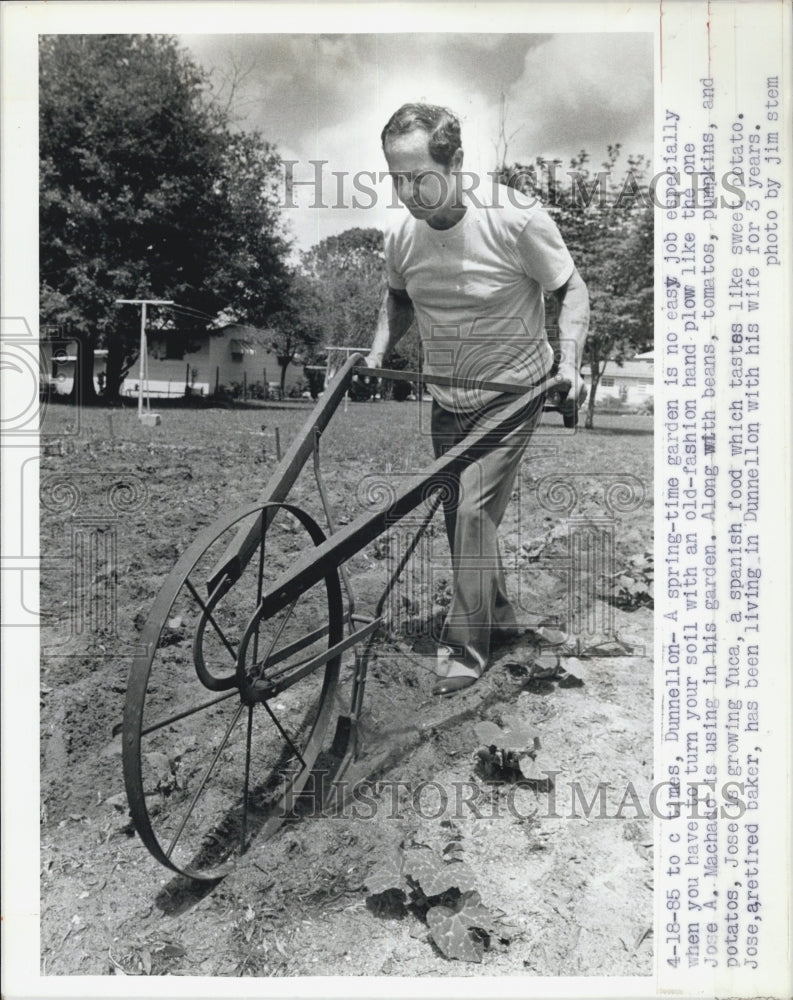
[435,644,480,680]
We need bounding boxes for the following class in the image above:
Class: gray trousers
[431,392,545,675]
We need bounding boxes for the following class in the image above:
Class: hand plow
[122,354,561,881]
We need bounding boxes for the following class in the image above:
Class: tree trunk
[66,332,98,405]
[585,363,603,429]
[103,339,127,402]
[277,354,291,398]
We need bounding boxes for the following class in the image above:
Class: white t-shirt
[385,186,574,411]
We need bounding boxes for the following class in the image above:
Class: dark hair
[380,103,462,167]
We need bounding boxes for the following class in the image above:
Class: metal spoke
[186,579,237,663]
[241,705,254,853]
[252,597,298,682]
[141,689,239,737]
[251,624,330,675]
[252,521,267,665]
[260,698,306,769]
[165,702,245,860]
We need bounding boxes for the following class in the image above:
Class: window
[230,339,255,361]
[165,337,185,360]
[601,377,615,387]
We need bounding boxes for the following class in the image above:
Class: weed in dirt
[365,842,513,963]
[108,936,188,976]
[606,551,654,609]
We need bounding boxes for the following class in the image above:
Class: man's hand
[351,351,382,399]
[553,268,590,413]
[361,351,383,371]
[553,361,588,411]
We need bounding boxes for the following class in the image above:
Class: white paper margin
[1,2,790,999]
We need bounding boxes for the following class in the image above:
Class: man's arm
[553,267,590,399]
[363,286,415,368]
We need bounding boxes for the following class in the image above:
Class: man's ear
[451,146,464,171]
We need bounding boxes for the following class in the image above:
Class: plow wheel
[123,502,343,882]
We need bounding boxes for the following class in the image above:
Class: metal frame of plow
[123,352,560,880]
[253,367,553,620]
[214,356,556,797]
[208,353,555,596]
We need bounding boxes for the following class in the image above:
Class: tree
[297,227,422,395]
[39,34,290,402]
[300,227,386,350]
[207,128,291,329]
[495,147,653,426]
[581,191,653,427]
[267,273,324,397]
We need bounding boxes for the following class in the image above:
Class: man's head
[381,103,464,223]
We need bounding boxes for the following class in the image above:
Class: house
[39,323,304,399]
[123,322,304,399]
[583,351,654,406]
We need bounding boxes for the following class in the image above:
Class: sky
[180,33,654,252]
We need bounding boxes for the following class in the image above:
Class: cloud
[181,32,653,248]
[505,33,653,164]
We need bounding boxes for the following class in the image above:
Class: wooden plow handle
[255,373,553,619]
[207,356,555,596]
[206,352,365,593]
[356,365,562,397]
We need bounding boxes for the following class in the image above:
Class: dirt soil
[39,400,653,979]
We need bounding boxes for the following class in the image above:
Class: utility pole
[115,299,173,419]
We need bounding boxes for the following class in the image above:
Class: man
[364,103,589,695]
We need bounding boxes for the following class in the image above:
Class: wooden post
[185,363,190,395]
[243,370,247,401]
[275,426,282,462]
[215,366,220,396]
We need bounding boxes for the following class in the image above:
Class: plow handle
[205,352,364,593]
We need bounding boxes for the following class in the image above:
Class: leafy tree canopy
[495,147,654,426]
[299,227,386,351]
[40,34,291,400]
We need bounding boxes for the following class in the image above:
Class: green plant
[607,551,654,609]
[365,846,512,963]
